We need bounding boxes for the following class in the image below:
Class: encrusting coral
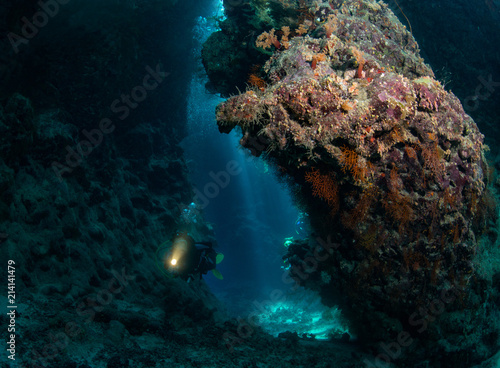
[212,0,499,365]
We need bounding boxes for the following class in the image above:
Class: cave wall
[0,1,224,366]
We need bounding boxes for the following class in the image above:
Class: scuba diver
[157,231,224,282]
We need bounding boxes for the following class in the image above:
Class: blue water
[179,9,346,337]
[184,70,299,306]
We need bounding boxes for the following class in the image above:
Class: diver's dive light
[155,232,225,280]
[164,236,189,271]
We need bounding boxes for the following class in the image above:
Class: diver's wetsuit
[193,242,217,278]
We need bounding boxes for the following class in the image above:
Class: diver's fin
[216,253,224,264]
[212,269,223,280]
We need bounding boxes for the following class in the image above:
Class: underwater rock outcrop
[210,0,499,365]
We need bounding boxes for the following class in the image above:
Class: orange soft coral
[305,168,339,215]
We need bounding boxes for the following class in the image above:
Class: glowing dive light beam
[164,236,189,270]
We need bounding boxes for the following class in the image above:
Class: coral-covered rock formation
[212,0,499,365]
